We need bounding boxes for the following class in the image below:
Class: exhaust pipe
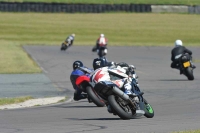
[112,86,129,100]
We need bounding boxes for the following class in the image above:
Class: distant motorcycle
[92,44,108,58]
[97,46,107,58]
[75,74,105,107]
[177,53,194,80]
[60,41,72,51]
[91,67,154,120]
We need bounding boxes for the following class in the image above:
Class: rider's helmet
[174,40,183,47]
[71,34,75,37]
[117,62,129,68]
[73,60,83,70]
[116,62,136,75]
[100,34,104,37]
[93,58,107,70]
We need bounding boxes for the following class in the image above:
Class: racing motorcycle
[91,68,154,120]
[97,46,108,58]
[60,41,72,51]
[75,74,105,107]
[177,53,194,80]
[92,44,108,58]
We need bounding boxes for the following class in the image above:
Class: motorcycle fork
[117,96,137,110]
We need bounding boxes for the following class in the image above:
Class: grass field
[0,0,200,5]
[0,96,33,106]
[0,12,200,73]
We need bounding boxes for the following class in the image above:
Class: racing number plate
[183,61,190,68]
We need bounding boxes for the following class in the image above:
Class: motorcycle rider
[92,58,137,94]
[70,60,93,101]
[61,33,75,50]
[92,34,108,54]
[171,40,196,74]
[91,58,139,113]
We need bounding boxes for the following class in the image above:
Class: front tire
[108,95,134,120]
[86,86,105,107]
[61,43,68,51]
[185,67,194,80]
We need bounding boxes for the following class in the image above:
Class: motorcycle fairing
[75,75,90,86]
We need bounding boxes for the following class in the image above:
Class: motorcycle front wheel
[60,43,68,51]
[108,95,134,120]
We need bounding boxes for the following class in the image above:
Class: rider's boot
[190,60,196,69]
[80,94,87,99]
[107,105,112,113]
[73,93,87,101]
[87,96,93,103]
[73,93,80,101]
[180,70,183,75]
[191,64,196,69]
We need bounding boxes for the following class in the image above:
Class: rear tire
[143,99,154,118]
[108,95,133,120]
[92,47,97,52]
[185,67,194,80]
[86,86,105,107]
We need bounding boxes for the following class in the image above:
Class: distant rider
[92,34,108,53]
[171,40,196,74]
[65,33,75,46]
[70,60,93,101]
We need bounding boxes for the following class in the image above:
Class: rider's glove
[124,82,132,91]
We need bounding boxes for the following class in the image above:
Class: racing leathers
[64,35,75,47]
[92,36,108,52]
[171,46,194,69]
[90,64,138,96]
[90,64,138,113]
[70,67,93,101]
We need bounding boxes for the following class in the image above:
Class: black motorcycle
[93,77,154,120]
[92,45,108,58]
[98,46,107,58]
[178,53,194,80]
[60,42,68,51]
[61,41,73,51]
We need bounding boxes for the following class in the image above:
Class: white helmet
[100,34,104,37]
[174,40,183,47]
[72,33,75,37]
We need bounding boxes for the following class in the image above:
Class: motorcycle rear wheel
[185,67,194,80]
[61,43,68,51]
[108,95,134,120]
[86,86,105,107]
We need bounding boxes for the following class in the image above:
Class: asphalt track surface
[0,45,200,133]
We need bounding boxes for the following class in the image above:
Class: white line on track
[32,56,48,73]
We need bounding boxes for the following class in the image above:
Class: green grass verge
[0,96,33,106]
[0,0,200,5]
[0,12,200,73]
[1,13,200,46]
[172,130,200,133]
[57,97,67,103]
[0,40,41,73]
